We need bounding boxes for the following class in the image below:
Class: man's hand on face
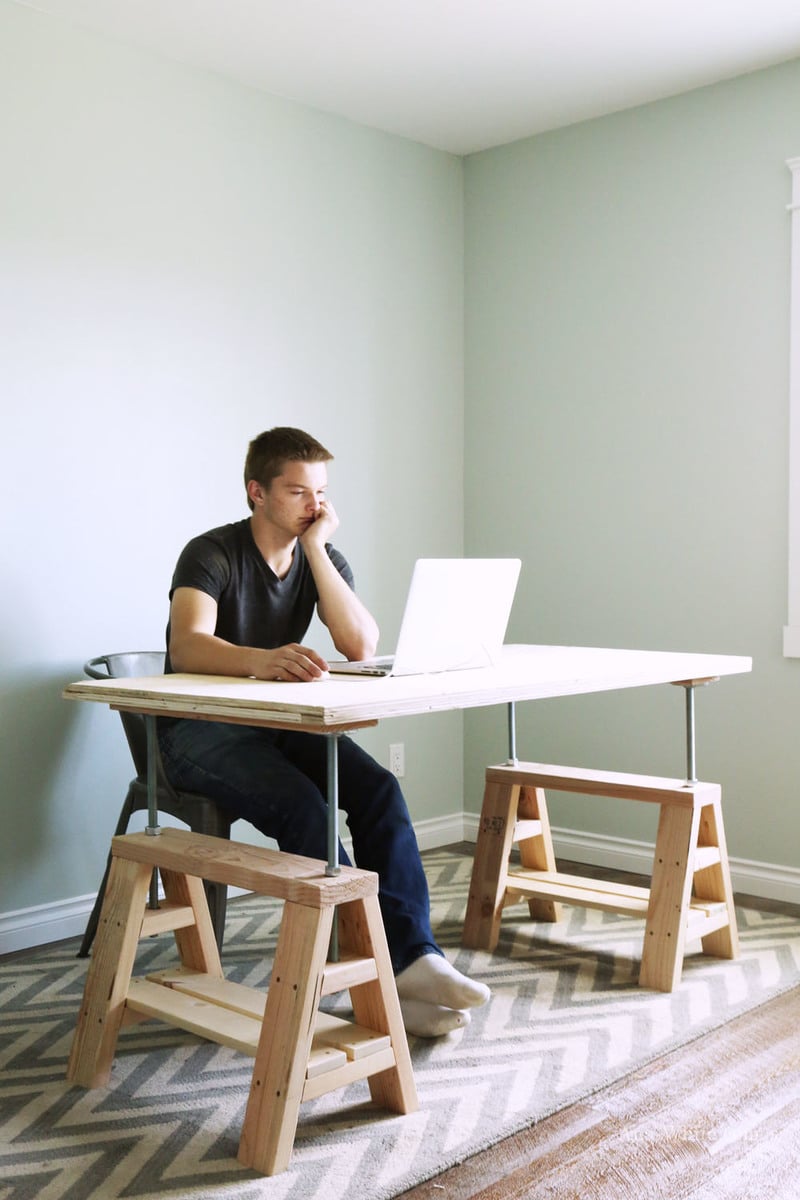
[300,497,339,551]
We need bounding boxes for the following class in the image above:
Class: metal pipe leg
[144,716,161,835]
[684,685,697,785]
[144,715,161,910]
[672,676,716,786]
[507,701,518,766]
[325,733,341,876]
[326,733,341,961]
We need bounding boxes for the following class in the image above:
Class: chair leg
[203,881,228,951]
[193,811,232,952]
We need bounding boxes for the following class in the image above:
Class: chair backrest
[85,652,166,680]
[84,652,166,779]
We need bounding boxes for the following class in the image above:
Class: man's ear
[246,478,266,508]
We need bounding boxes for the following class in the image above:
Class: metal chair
[77,651,232,958]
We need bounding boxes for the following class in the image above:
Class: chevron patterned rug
[2,847,800,1200]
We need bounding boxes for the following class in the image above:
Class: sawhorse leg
[694,793,739,960]
[239,900,335,1174]
[640,803,701,992]
[67,857,154,1088]
[338,893,416,1113]
[463,777,518,952]
[640,786,738,991]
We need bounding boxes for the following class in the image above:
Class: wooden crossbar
[128,972,394,1072]
[111,827,378,908]
[505,869,651,916]
[140,903,196,937]
[144,968,392,1058]
[486,762,719,807]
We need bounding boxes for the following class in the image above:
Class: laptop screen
[329,557,521,677]
[391,557,521,675]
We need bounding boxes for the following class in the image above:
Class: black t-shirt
[164,518,354,672]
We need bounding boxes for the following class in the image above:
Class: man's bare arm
[168,587,329,681]
[300,500,379,660]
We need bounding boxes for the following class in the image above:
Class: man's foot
[395,952,490,1011]
[399,997,471,1038]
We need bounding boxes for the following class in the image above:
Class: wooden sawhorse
[462,762,739,992]
[67,828,417,1175]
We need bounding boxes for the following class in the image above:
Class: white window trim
[784,157,800,656]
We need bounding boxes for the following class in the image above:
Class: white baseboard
[2,812,797,956]
[0,893,100,957]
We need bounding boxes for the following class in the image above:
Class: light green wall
[464,61,800,869]
[0,1,463,917]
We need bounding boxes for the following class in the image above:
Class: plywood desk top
[62,644,752,732]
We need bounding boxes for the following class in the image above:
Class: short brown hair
[244,427,333,510]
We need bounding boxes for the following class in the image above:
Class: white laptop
[329,557,521,677]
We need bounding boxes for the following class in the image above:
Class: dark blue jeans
[157,717,441,974]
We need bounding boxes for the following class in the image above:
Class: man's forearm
[306,546,379,660]
[169,631,269,678]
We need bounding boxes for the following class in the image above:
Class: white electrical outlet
[389,743,405,777]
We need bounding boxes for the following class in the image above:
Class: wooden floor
[399,857,800,1200]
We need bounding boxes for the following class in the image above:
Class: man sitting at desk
[157,426,489,1037]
